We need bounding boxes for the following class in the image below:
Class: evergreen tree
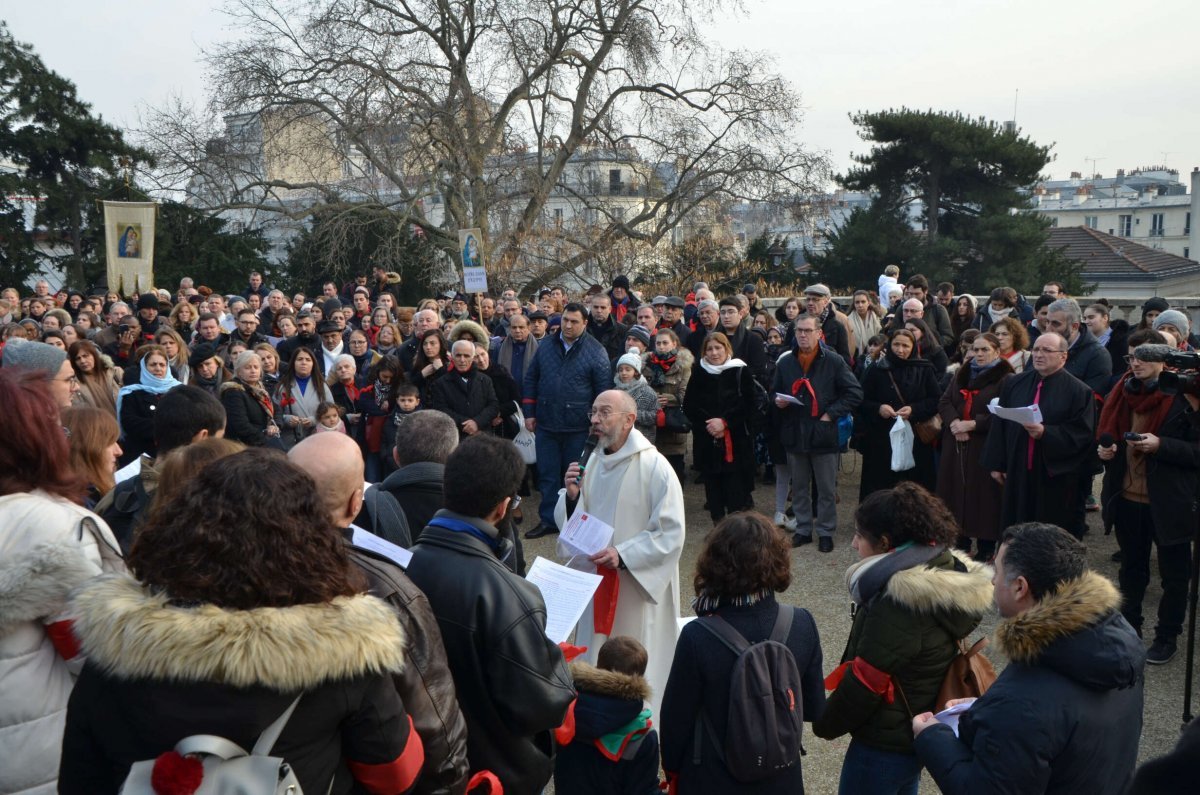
[805,198,916,292]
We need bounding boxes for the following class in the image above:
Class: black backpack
[692,606,805,782]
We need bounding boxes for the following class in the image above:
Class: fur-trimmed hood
[885,550,995,618]
[641,346,694,377]
[449,319,491,346]
[570,661,651,702]
[0,541,99,631]
[995,570,1143,690]
[71,574,407,691]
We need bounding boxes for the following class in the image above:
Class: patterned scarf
[645,350,676,388]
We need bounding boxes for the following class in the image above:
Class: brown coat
[935,360,1012,541]
[642,348,693,456]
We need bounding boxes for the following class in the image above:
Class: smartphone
[1124,432,1144,442]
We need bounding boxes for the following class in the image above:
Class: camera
[1158,351,1200,397]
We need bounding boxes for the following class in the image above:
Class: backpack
[120,696,304,795]
[100,474,152,556]
[692,606,805,782]
[933,637,997,712]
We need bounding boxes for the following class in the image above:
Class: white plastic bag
[511,404,537,465]
[889,416,916,472]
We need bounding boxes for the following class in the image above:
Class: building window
[1084,215,1098,229]
[1118,215,1132,236]
[1185,247,1190,259]
[1151,213,1165,236]
[553,208,563,228]
[1186,212,1191,235]
[609,169,622,195]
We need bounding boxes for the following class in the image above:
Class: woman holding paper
[855,329,941,500]
[813,483,993,795]
[935,332,1013,562]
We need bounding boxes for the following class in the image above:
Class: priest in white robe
[555,389,686,715]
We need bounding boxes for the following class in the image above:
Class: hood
[995,571,1144,691]
[0,540,99,631]
[71,574,407,691]
[641,347,694,374]
[569,661,651,744]
[385,271,402,285]
[449,319,490,346]
[885,550,995,616]
[595,427,655,468]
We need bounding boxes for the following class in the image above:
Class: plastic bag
[890,416,916,472]
[511,405,537,465]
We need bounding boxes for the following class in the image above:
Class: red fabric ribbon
[823,657,896,704]
[790,378,820,417]
[960,388,980,420]
[721,427,735,463]
[554,698,578,746]
[557,641,588,662]
[1027,379,1044,470]
[466,771,504,794]
[594,567,620,635]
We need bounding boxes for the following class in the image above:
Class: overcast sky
[5,0,1198,187]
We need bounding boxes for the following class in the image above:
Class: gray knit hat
[1,338,67,377]
[1153,309,1190,340]
[1130,343,1174,364]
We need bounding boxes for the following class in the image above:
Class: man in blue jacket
[523,302,611,538]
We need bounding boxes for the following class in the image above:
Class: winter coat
[724,325,768,385]
[856,353,941,498]
[613,374,659,444]
[682,362,756,475]
[914,572,1145,795]
[407,511,576,795]
[936,361,1013,541]
[1100,385,1200,547]
[219,379,275,446]
[482,363,521,438]
[0,493,124,795]
[377,462,445,545]
[772,344,863,455]
[813,549,993,754]
[429,367,499,440]
[1101,319,1131,388]
[58,576,424,795]
[553,662,660,795]
[660,596,826,795]
[117,389,160,462]
[522,332,611,433]
[642,348,693,456]
[346,544,470,795]
[588,315,629,362]
[1065,331,1114,395]
[274,377,334,451]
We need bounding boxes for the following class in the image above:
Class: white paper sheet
[350,525,414,569]
[987,398,1043,425]
[560,511,615,557]
[774,392,804,406]
[933,698,977,737]
[525,556,604,643]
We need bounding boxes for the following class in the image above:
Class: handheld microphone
[576,434,600,482]
[1098,433,1115,448]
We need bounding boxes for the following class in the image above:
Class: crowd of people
[0,265,1197,795]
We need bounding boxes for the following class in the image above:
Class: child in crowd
[313,401,346,434]
[554,636,660,795]
[613,353,658,443]
[380,383,423,479]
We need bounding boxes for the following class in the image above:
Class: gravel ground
[523,449,1192,794]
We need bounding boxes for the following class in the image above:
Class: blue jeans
[534,427,589,528]
[838,738,921,795]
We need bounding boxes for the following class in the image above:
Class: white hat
[616,352,643,373]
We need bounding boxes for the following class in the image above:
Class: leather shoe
[792,533,812,548]
[818,536,834,553]
[524,523,560,540]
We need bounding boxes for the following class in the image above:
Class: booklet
[526,556,603,643]
[933,698,977,737]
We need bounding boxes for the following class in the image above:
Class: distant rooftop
[1046,226,1200,281]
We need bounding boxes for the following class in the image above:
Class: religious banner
[458,227,488,292]
[103,201,157,294]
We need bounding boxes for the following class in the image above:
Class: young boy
[381,383,422,479]
[554,636,660,794]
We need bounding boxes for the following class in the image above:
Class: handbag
[934,637,997,712]
[888,372,942,445]
[659,405,692,434]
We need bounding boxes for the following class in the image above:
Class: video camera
[1158,351,1200,396]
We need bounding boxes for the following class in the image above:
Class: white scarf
[849,311,881,356]
[321,340,344,376]
[987,306,1014,325]
[699,356,747,375]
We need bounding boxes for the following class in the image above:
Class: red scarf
[790,378,819,418]
[1098,374,1175,441]
[594,570,619,635]
[959,389,979,420]
[646,352,676,374]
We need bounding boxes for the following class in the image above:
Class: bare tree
[141,0,828,289]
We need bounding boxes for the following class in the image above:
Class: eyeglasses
[587,407,617,420]
[53,375,79,386]
[794,328,818,335]
[1031,347,1067,355]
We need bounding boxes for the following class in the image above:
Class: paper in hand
[933,698,977,737]
[560,511,615,557]
[774,392,804,407]
[987,398,1043,425]
[526,556,603,643]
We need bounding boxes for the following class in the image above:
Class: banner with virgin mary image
[103,201,157,294]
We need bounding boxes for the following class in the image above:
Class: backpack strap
[176,735,250,760]
[251,695,304,756]
[769,605,795,644]
[693,615,752,657]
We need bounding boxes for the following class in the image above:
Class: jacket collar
[994,570,1122,663]
[569,661,650,702]
[884,550,995,616]
[71,575,406,690]
[380,461,444,490]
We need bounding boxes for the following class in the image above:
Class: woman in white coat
[0,370,124,794]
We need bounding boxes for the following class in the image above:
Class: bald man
[288,434,470,795]
[554,389,685,715]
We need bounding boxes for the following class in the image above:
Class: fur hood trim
[569,661,651,702]
[885,550,995,617]
[449,320,491,346]
[994,571,1121,663]
[72,575,406,691]
[641,347,694,374]
[218,380,246,394]
[0,541,98,631]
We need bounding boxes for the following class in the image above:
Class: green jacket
[813,549,993,754]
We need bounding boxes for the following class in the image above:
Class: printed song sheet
[560,511,615,557]
[987,398,1043,425]
[526,556,603,643]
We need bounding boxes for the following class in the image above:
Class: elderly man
[429,340,498,439]
[317,319,345,376]
[522,302,610,538]
[554,389,685,715]
[803,283,850,365]
[913,523,1144,795]
[377,410,460,543]
[1,338,80,409]
[982,332,1097,536]
[289,432,470,795]
[772,313,863,550]
[1045,298,1112,395]
[399,308,442,373]
[492,313,537,402]
[686,299,720,360]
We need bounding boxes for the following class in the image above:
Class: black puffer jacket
[915,571,1145,795]
[407,510,575,795]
